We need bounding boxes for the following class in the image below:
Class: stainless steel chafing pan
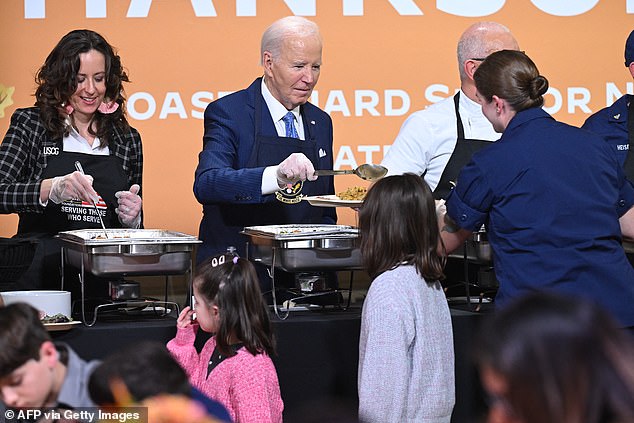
[241,224,363,272]
[57,229,201,276]
[448,226,492,264]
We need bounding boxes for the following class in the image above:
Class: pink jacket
[167,326,283,423]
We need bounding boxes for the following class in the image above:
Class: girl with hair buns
[167,254,283,423]
[439,50,634,333]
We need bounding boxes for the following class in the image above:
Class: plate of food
[303,186,367,207]
[41,313,79,331]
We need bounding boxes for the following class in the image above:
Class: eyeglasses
[469,51,526,62]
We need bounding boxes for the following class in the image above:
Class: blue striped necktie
[282,111,299,139]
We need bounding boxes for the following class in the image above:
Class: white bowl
[0,290,71,318]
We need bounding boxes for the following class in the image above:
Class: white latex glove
[49,171,97,204]
[115,184,142,228]
[435,199,447,216]
[276,153,316,187]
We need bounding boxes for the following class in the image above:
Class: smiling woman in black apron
[0,30,143,294]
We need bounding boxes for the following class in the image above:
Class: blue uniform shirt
[582,93,631,168]
[446,107,634,327]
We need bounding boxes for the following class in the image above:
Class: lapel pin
[310,120,315,125]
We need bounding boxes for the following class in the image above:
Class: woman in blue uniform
[440,50,634,331]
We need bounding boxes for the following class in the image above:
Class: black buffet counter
[52,306,488,423]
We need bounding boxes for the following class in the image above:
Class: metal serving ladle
[314,164,388,181]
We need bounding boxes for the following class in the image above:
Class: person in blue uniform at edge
[438,50,634,335]
[582,29,634,182]
[582,29,634,268]
[193,16,336,298]
[0,30,143,294]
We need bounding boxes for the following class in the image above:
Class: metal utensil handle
[314,169,354,176]
[74,161,109,238]
[74,161,84,175]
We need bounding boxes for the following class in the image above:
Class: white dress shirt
[63,127,110,155]
[261,79,305,140]
[260,78,304,194]
[381,90,499,191]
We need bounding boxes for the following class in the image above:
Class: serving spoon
[314,164,388,181]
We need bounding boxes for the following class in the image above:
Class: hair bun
[530,75,549,99]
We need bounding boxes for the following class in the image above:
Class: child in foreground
[357,174,455,423]
[167,254,283,423]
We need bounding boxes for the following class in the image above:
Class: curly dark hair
[34,29,130,146]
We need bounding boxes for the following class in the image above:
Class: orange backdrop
[1,0,633,237]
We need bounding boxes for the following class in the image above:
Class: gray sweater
[358,265,455,423]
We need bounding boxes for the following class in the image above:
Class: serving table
[51,305,487,423]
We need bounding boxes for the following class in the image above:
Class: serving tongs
[74,161,109,239]
[314,163,388,181]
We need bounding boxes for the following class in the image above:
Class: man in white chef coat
[381,21,519,200]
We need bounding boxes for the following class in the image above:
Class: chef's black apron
[435,93,498,295]
[15,148,128,295]
[433,92,495,200]
[246,91,324,226]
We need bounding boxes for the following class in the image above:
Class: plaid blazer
[0,107,143,215]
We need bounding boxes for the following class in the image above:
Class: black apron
[200,92,331,260]
[623,98,634,181]
[15,148,128,291]
[435,93,498,294]
[433,92,496,200]
[18,151,127,234]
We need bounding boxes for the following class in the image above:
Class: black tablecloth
[52,306,487,423]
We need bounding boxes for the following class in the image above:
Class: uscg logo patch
[276,181,304,204]
[43,146,59,155]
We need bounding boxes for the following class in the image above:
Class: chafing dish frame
[242,225,362,272]
[241,225,363,319]
[445,227,497,311]
[57,229,201,326]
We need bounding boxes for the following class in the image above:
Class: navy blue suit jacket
[194,78,336,260]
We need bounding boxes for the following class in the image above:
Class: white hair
[456,21,517,81]
[260,16,321,64]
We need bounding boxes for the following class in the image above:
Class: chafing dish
[471,229,492,263]
[445,225,497,308]
[241,224,362,272]
[448,226,492,264]
[57,229,201,276]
